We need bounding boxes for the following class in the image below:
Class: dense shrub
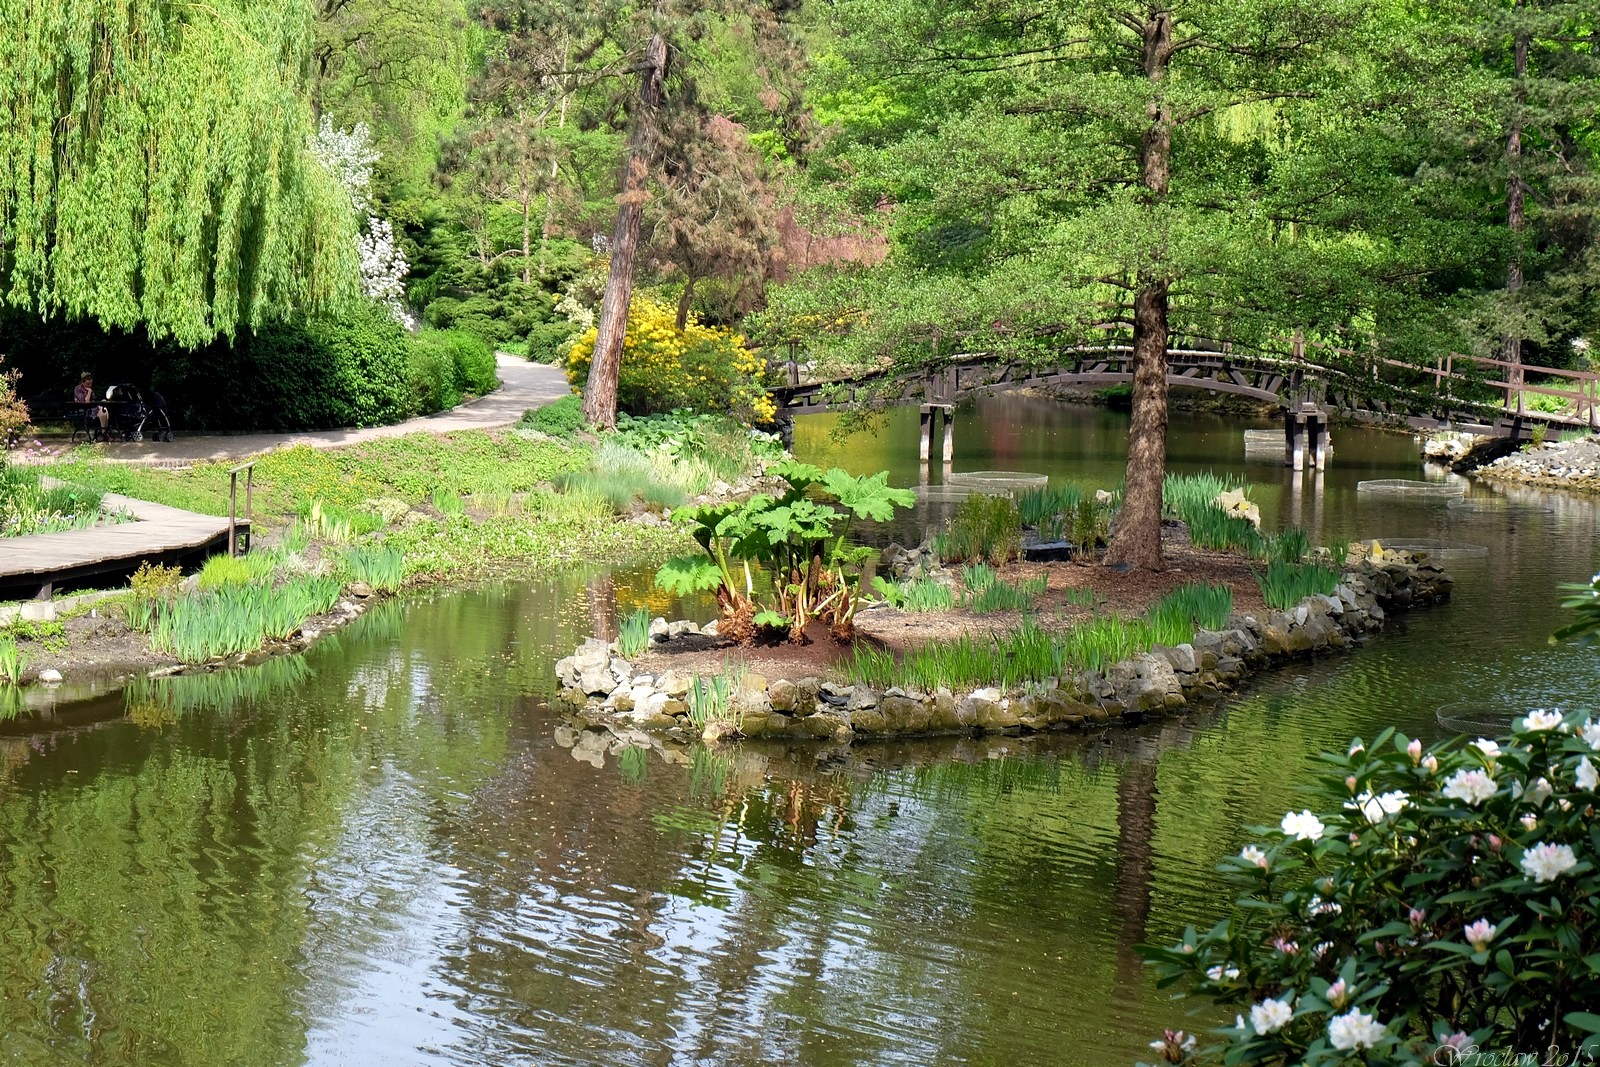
[404,329,500,415]
[526,320,579,364]
[407,332,462,413]
[564,297,775,423]
[1145,711,1600,1066]
[521,394,585,436]
[165,304,411,431]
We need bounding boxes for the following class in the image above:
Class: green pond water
[3,397,1599,1066]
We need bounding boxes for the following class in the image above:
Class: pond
[2,396,1598,1066]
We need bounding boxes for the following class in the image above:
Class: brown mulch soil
[629,535,1272,683]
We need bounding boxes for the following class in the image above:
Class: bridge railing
[769,340,1600,429]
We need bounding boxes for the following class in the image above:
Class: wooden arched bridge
[769,343,1600,469]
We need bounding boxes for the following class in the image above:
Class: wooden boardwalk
[1,491,244,600]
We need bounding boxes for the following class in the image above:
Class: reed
[0,636,25,684]
[1255,560,1341,610]
[687,666,742,727]
[616,607,652,658]
[338,544,406,592]
[1017,484,1085,527]
[139,576,343,663]
[935,494,1022,566]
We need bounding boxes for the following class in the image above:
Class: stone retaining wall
[555,553,1453,745]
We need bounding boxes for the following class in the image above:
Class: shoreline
[556,550,1453,746]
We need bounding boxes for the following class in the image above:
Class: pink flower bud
[1408,738,1422,763]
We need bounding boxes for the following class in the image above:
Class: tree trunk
[1504,15,1528,412]
[1104,12,1174,571]
[521,188,533,285]
[583,32,668,430]
[1105,281,1170,569]
[675,271,697,330]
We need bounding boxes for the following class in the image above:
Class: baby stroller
[104,384,174,443]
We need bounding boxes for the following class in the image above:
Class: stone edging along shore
[555,551,1453,745]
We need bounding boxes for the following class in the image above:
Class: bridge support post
[1286,405,1330,471]
[920,404,954,475]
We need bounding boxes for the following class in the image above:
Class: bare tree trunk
[538,43,571,276]
[583,32,667,430]
[675,271,697,330]
[1104,13,1174,571]
[1504,15,1527,413]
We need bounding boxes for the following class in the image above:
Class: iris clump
[616,607,652,658]
[337,545,405,591]
[133,577,342,663]
[1255,560,1341,610]
[935,493,1022,566]
[959,564,1048,614]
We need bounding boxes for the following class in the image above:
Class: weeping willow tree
[0,0,360,346]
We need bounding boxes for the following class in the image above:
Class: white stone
[38,668,62,684]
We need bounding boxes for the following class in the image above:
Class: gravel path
[84,355,571,465]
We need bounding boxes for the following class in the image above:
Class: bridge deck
[1,491,244,599]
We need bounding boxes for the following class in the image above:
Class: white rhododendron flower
[1347,789,1409,823]
[1240,845,1269,868]
[1463,919,1497,952]
[1205,965,1241,981]
[1281,810,1326,842]
[1422,754,1439,774]
[1521,709,1564,732]
[1520,842,1578,883]
[1328,1009,1387,1051]
[1577,758,1598,791]
[1250,996,1294,1035]
[1442,768,1497,806]
[1582,719,1600,749]
[1471,739,1502,759]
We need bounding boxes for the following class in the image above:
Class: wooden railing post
[227,461,255,557]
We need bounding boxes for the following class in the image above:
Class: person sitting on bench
[74,372,109,438]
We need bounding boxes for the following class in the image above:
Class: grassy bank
[3,412,772,677]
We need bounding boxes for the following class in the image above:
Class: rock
[702,720,741,744]
[1161,643,1200,674]
[1214,488,1261,528]
[702,620,720,637]
[667,620,700,637]
[635,691,670,719]
[1095,489,1114,505]
[38,668,62,684]
[347,581,373,598]
[648,617,670,639]
[955,694,997,727]
[768,679,797,712]
[610,691,635,714]
[656,670,691,698]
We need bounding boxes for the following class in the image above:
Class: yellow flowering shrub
[565,298,777,424]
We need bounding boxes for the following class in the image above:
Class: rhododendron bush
[1143,712,1600,1066]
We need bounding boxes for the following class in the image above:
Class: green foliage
[687,668,742,727]
[616,608,652,658]
[431,489,466,517]
[1017,484,1084,528]
[158,303,412,431]
[1255,560,1342,611]
[522,395,586,437]
[1163,473,1246,521]
[657,465,915,641]
[132,577,343,663]
[959,564,1047,614]
[0,0,359,346]
[871,574,956,612]
[1268,527,1312,566]
[526,321,580,365]
[0,636,25,685]
[1148,715,1600,1063]
[936,493,1022,566]
[408,329,497,414]
[1,464,111,537]
[1552,574,1600,648]
[337,546,405,592]
[197,553,279,591]
[1147,583,1234,641]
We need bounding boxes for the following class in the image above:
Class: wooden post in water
[941,406,955,470]
[919,406,934,464]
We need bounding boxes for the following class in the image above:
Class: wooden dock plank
[1,488,246,592]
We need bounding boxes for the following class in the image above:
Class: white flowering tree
[1143,710,1600,1066]
[309,117,413,324]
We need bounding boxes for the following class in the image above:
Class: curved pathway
[90,355,571,465]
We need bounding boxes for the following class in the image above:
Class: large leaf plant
[655,460,915,643]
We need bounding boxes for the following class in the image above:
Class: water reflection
[0,402,1596,1066]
